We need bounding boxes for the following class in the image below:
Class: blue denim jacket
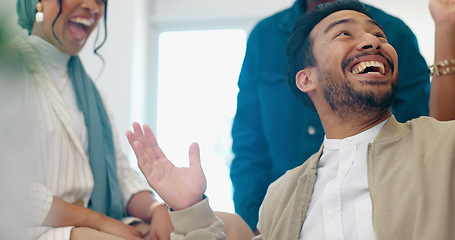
[230,0,430,230]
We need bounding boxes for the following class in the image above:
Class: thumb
[188,142,201,169]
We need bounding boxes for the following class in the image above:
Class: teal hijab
[17,0,125,220]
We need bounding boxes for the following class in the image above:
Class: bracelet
[429,58,455,77]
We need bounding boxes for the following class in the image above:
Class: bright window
[156,29,246,212]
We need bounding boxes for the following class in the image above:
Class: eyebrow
[323,18,386,35]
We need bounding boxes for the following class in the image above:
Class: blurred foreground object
[0,5,34,239]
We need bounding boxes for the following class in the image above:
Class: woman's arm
[429,0,455,120]
[42,196,143,240]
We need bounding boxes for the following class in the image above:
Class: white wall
[151,0,295,25]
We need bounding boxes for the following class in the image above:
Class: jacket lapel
[35,71,87,159]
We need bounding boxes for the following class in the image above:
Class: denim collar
[278,0,306,33]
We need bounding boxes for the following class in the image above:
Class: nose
[81,0,101,14]
[357,33,381,51]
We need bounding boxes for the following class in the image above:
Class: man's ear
[296,67,316,93]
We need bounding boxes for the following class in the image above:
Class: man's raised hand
[126,122,206,210]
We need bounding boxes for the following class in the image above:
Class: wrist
[171,195,205,211]
[81,208,110,230]
[146,201,167,222]
[430,58,455,77]
[434,18,455,27]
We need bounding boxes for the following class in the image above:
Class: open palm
[126,123,206,210]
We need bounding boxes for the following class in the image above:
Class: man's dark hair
[285,0,371,110]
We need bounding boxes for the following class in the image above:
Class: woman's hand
[148,204,174,240]
[127,191,174,240]
[429,0,455,23]
[126,122,206,211]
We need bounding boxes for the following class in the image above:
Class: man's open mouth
[351,61,385,75]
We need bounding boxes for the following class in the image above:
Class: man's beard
[318,68,398,121]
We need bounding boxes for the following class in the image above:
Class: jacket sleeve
[29,182,54,225]
[383,15,431,122]
[230,24,273,230]
[169,198,227,240]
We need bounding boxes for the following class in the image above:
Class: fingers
[132,139,149,173]
[126,122,143,150]
[129,122,158,161]
[142,124,157,147]
[188,142,202,169]
[126,130,143,158]
[142,124,167,160]
[133,141,145,156]
[126,130,135,148]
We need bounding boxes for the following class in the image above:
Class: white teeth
[70,17,93,27]
[352,61,385,75]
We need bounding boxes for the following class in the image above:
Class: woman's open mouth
[67,17,95,42]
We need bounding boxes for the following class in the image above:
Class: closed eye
[374,32,386,39]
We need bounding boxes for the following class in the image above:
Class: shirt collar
[279,0,305,33]
[323,117,390,150]
[28,35,70,72]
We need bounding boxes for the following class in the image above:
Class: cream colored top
[13,36,150,240]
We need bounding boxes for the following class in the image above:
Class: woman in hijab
[14,0,173,239]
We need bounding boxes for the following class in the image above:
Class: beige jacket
[170,116,455,240]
